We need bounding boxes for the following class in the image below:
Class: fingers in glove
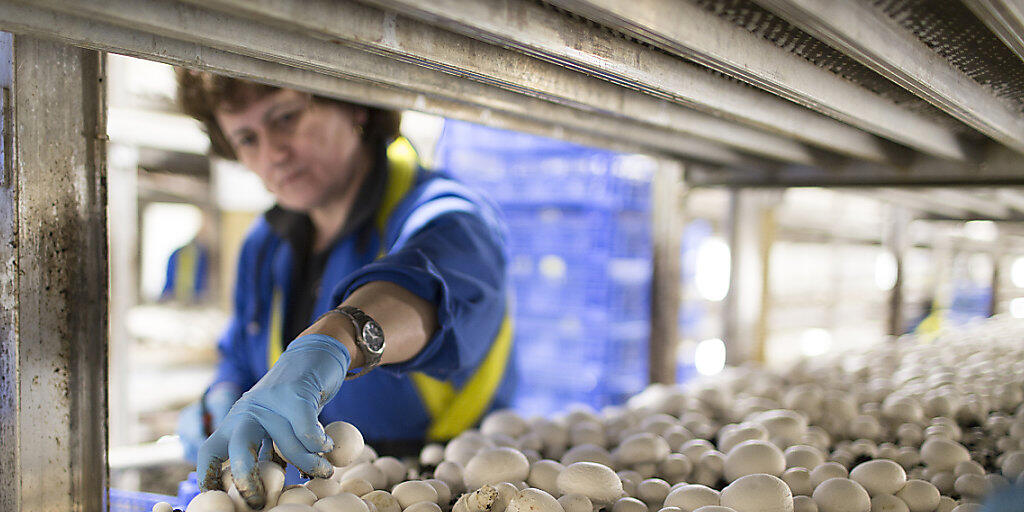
[228,418,270,510]
[196,430,229,492]
[259,410,333,479]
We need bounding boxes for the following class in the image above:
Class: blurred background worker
[173,71,516,509]
[160,215,213,304]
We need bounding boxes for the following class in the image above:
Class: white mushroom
[325,422,366,468]
[612,497,647,512]
[561,444,615,468]
[392,481,440,509]
[363,491,402,512]
[528,460,565,496]
[314,493,370,512]
[492,483,519,512]
[849,460,907,497]
[268,505,316,512]
[464,447,531,489]
[421,444,445,467]
[793,496,817,512]
[811,478,869,512]
[721,474,793,512]
[557,494,593,512]
[893,480,939,512]
[424,480,451,509]
[556,462,625,508]
[810,464,849,489]
[952,474,989,501]
[637,478,671,506]
[1001,450,1024,480]
[506,488,564,512]
[446,433,496,468]
[340,478,374,497]
[404,503,443,512]
[280,487,319,506]
[152,503,175,512]
[868,495,908,512]
[307,478,342,501]
[782,468,814,497]
[692,507,738,512]
[934,497,957,512]
[482,410,531,439]
[614,433,671,466]
[724,441,786,482]
[375,458,409,488]
[919,438,970,472]
[434,461,465,495]
[663,484,720,512]
[785,446,826,471]
[186,490,235,512]
[659,454,693,484]
[342,463,388,491]
[453,485,498,512]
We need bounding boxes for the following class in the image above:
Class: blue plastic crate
[109,488,182,512]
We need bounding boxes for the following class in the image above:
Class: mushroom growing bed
[171,317,1024,512]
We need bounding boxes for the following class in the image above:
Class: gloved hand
[197,334,351,510]
[177,382,241,463]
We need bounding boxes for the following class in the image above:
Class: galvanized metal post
[0,33,108,512]
[885,206,910,336]
[648,159,684,385]
[723,189,780,365]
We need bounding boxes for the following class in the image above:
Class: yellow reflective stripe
[267,288,285,368]
[413,314,515,441]
[175,244,196,302]
[375,136,419,258]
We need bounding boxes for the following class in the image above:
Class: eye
[235,133,257,147]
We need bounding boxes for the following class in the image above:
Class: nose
[259,129,292,167]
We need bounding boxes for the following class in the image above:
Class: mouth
[276,168,307,189]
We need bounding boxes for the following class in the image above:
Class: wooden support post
[649,159,685,384]
[0,34,108,512]
[885,206,910,336]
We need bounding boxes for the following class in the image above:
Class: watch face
[362,322,385,353]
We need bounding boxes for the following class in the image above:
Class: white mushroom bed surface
[169,317,1024,512]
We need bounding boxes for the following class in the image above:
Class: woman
[174,71,516,509]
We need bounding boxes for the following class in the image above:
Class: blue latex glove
[177,383,241,464]
[197,334,351,510]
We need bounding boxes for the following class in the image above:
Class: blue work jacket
[210,137,516,446]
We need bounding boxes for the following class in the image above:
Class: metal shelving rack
[5,1,1024,510]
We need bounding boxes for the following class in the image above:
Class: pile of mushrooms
[165,316,1024,512]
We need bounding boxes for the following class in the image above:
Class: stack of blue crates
[434,120,654,417]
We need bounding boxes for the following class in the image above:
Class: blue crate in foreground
[110,488,182,512]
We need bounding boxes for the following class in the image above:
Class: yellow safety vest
[267,136,514,441]
[174,243,198,303]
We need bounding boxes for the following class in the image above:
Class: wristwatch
[333,305,386,380]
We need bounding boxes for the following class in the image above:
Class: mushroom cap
[482,410,531,439]
[506,488,563,512]
[717,424,769,454]
[373,457,408,488]
[893,480,939,512]
[637,478,671,505]
[810,464,849,489]
[421,444,446,467]
[724,441,786,482]
[782,468,813,497]
[186,490,234,512]
[919,438,970,472]
[392,481,440,509]
[339,478,374,497]
[424,480,451,507]
[362,491,401,512]
[1001,451,1024,480]
[268,505,316,512]
[342,463,388,491]
[446,432,496,468]
[849,460,907,497]
[868,495,908,512]
[434,461,465,495]
[721,474,793,512]
[952,474,989,499]
[614,433,671,466]
[664,484,720,512]
[556,462,625,507]
[464,447,531,489]
[792,496,817,512]
[561,444,615,468]
[326,422,366,468]
[557,493,593,512]
[785,446,826,471]
[752,410,809,440]
[528,460,565,496]
[279,487,319,506]
[692,508,737,512]
[313,493,370,512]
[811,478,869,512]
[404,503,443,512]
[612,497,648,512]
[153,503,175,512]
[306,478,342,500]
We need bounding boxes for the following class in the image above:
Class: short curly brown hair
[176,69,402,160]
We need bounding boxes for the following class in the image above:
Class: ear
[353,106,369,127]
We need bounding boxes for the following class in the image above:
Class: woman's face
[215,89,367,212]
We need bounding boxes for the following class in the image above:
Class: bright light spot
[874,252,898,291]
[694,338,726,375]
[1011,298,1024,318]
[538,255,567,281]
[695,238,730,301]
[967,253,993,285]
[800,328,832,357]
[1011,257,1024,288]
[141,203,203,300]
[964,220,998,242]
